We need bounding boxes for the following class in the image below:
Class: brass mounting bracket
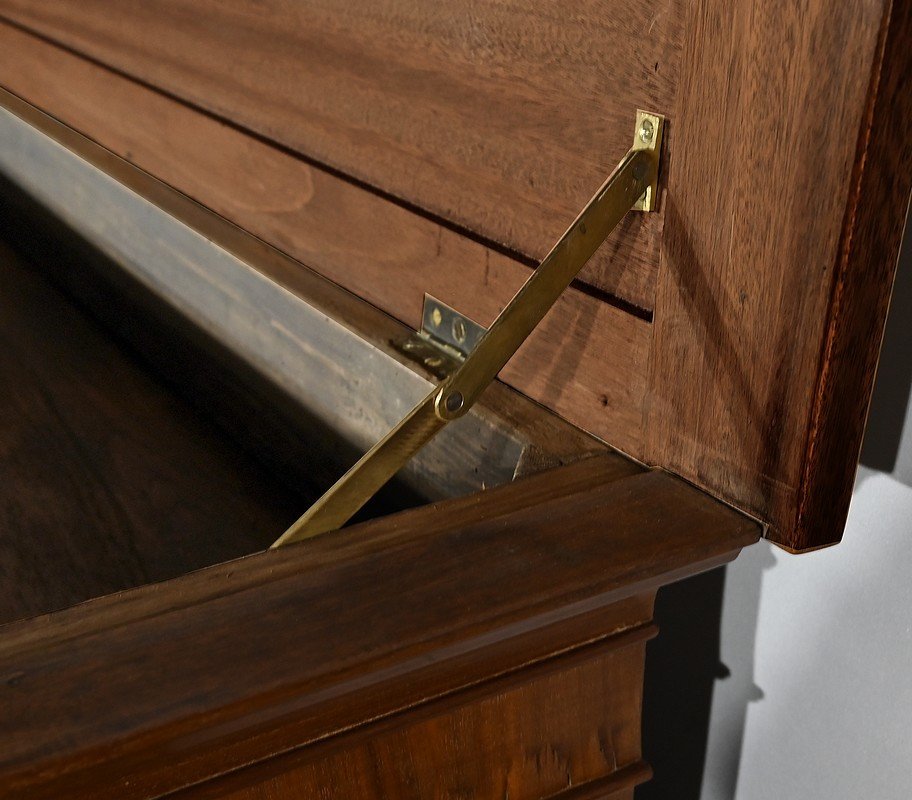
[420,295,487,360]
[392,295,487,379]
[272,110,665,548]
[632,109,664,211]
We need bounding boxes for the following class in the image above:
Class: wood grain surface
[0,0,908,550]
[0,455,759,799]
[0,240,305,625]
[792,0,912,551]
[178,643,654,799]
[0,22,652,457]
[0,0,682,312]
[645,0,912,550]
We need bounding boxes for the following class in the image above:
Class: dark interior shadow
[637,546,772,800]
[860,202,912,479]
[636,567,727,800]
[0,174,427,525]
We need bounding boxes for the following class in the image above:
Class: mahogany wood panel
[645,0,912,549]
[179,641,653,799]
[0,23,651,456]
[0,0,683,312]
[0,457,760,799]
[0,240,303,625]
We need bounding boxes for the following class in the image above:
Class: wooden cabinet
[0,1,909,796]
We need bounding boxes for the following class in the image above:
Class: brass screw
[425,356,443,368]
[452,318,467,344]
[431,307,443,327]
[638,118,655,145]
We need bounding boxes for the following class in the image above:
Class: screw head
[430,307,443,327]
[445,391,464,413]
[452,318,467,344]
[638,118,655,144]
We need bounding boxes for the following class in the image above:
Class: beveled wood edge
[0,88,609,501]
[792,0,912,551]
[0,455,642,652]
[645,0,912,552]
[0,457,760,799]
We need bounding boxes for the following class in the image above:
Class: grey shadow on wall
[860,202,912,485]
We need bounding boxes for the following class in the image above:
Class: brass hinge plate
[420,294,486,359]
[395,111,662,376]
[632,109,664,211]
[394,294,487,377]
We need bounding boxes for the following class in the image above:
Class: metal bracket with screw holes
[392,296,487,377]
[420,295,487,359]
[632,109,663,211]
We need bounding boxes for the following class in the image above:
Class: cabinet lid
[0,0,909,550]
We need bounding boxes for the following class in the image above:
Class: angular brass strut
[272,110,664,548]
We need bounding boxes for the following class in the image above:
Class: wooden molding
[0,457,759,798]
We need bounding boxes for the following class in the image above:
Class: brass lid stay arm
[272,111,664,548]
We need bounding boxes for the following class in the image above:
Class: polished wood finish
[0,239,303,625]
[0,0,682,312]
[0,24,650,457]
[182,642,654,800]
[644,0,912,551]
[0,1,908,548]
[790,0,912,551]
[0,169,696,797]
[0,455,759,799]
